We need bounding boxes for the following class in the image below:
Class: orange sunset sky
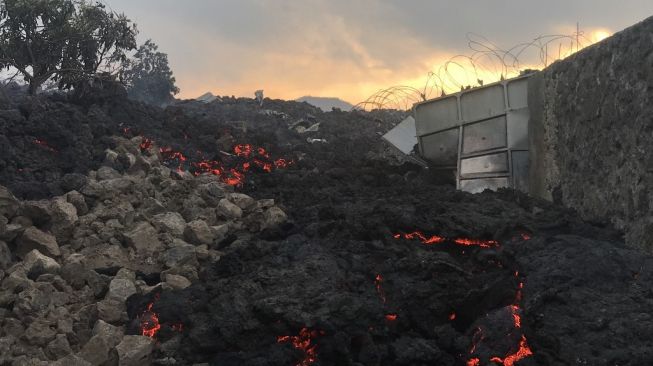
[104,1,653,104]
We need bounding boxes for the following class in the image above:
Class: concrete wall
[529,16,653,251]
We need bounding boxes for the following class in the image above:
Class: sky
[103,0,653,104]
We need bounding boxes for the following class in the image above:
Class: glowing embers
[277,328,325,366]
[140,301,161,338]
[126,131,294,187]
[393,231,498,248]
[33,138,58,153]
[385,313,398,322]
[466,271,533,366]
[489,335,533,366]
[139,294,184,340]
[139,137,153,152]
[374,274,386,304]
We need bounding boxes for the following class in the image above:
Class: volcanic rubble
[0,91,652,366]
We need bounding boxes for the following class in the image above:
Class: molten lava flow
[141,301,161,338]
[510,305,521,328]
[466,273,533,365]
[274,158,289,169]
[33,139,58,153]
[139,295,184,339]
[139,138,153,152]
[119,130,293,187]
[489,336,533,366]
[277,328,324,366]
[374,274,386,304]
[234,144,253,158]
[453,238,499,248]
[467,358,481,366]
[394,231,498,248]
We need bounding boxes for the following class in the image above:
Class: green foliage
[0,0,137,94]
[123,39,179,106]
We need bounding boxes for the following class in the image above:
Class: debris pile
[0,136,288,365]
[1,91,653,365]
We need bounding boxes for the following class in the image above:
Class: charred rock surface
[1,93,652,366]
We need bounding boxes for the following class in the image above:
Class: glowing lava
[139,138,153,152]
[374,274,386,304]
[489,335,533,366]
[277,328,325,366]
[127,134,294,187]
[467,358,481,366]
[466,272,533,365]
[393,231,498,248]
[140,301,161,338]
[139,294,184,340]
[385,313,398,322]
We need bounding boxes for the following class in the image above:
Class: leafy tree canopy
[123,39,179,106]
[0,0,137,94]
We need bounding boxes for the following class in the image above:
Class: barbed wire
[355,27,601,111]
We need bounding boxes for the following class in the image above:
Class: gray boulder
[152,212,186,238]
[49,198,78,241]
[65,191,88,216]
[184,220,215,245]
[0,215,7,236]
[0,185,19,218]
[53,354,92,366]
[46,334,72,360]
[23,250,60,276]
[20,200,52,226]
[0,240,11,270]
[162,273,191,290]
[123,222,164,255]
[23,318,57,346]
[16,227,60,259]
[216,198,242,219]
[263,206,288,229]
[106,278,137,303]
[115,335,154,366]
[227,193,256,211]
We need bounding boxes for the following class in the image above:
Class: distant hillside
[296,96,353,111]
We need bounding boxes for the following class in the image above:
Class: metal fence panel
[414,96,459,136]
[419,129,459,166]
[460,152,509,176]
[460,85,505,122]
[462,116,508,155]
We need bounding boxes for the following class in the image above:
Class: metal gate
[414,75,531,193]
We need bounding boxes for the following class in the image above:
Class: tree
[0,0,137,95]
[123,39,179,106]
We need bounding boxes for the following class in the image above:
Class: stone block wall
[529,16,653,251]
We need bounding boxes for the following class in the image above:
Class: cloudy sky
[103,0,653,103]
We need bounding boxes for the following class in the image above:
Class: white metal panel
[382,116,417,155]
[419,128,459,166]
[462,116,507,155]
[507,78,529,109]
[512,151,529,193]
[507,108,529,149]
[460,85,505,122]
[460,152,509,176]
[414,97,459,136]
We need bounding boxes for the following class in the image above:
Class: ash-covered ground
[1,88,652,366]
